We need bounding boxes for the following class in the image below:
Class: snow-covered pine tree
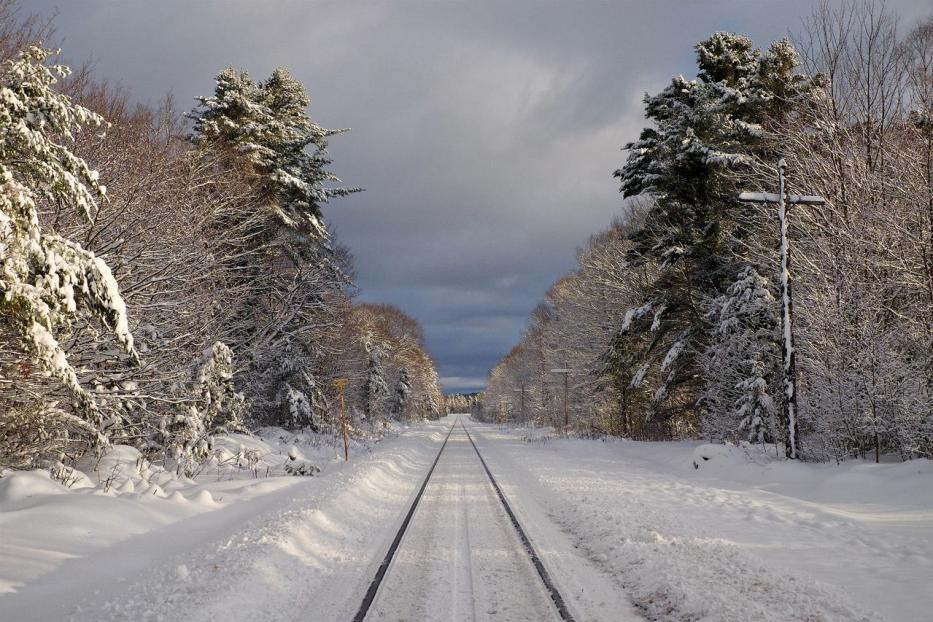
[281,383,313,430]
[0,47,137,457]
[296,372,328,431]
[191,341,247,435]
[267,339,326,431]
[609,33,810,432]
[190,66,355,243]
[392,366,412,420]
[163,405,210,477]
[363,331,389,425]
[189,67,357,427]
[426,389,440,420]
[702,266,780,443]
[423,365,442,420]
[160,341,246,476]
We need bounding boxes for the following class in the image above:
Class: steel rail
[352,419,457,622]
[354,417,575,621]
[461,421,576,622]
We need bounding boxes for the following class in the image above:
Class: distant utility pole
[512,384,526,423]
[549,369,576,430]
[738,159,825,460]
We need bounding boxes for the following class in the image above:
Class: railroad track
[352,417,575,621]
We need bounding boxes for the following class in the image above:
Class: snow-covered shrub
[48,460,82,488]
[0,402,71,470]
[283,446,320,476]
[691,441,777,472]
[162,342,247,476]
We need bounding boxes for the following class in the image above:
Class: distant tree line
[485,2,933,462]
[445,392,482,416]
[0,2,442,472]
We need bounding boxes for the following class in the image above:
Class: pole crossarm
[738,192,826,206]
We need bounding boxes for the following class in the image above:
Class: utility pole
[512,383,525,423]
[738,159,825,460]
[333,378,349,461]
[550,369,575,430]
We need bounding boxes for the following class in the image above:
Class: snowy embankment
[0,427,343,594]
[0,420,451,621]
[472,424,933,622]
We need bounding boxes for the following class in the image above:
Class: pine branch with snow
[0,47,137,453]
[189,66,359,243]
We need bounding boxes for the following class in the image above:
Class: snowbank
[0,425,385,594]
[0,418,452,621]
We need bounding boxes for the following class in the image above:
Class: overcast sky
[34,0,929,393]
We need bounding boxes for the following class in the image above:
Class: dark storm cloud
[32,0,929,393]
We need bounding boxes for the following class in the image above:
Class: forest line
[0,2,443,473]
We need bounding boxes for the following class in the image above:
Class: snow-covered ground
[0,421,445,621]
[472,422,933,622]
[0,426,367,595]
[2,415,931,621]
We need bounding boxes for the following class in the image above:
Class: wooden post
[549,369,575,431]
[334,378,349,461]
[562,373,569,429]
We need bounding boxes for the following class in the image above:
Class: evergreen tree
[423,365,442,420]
[189,67,357,425]
[363,331,389,424]
[281,383,313,430]
[190,67,355,242]
[610,33,809,428]
[702,267,779,443]
[392,366,412,419]
[190,341,247,435]
[159,341,246,476]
